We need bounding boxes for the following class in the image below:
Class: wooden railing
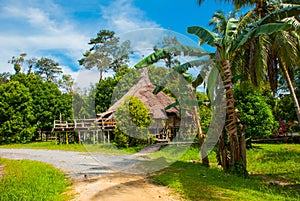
[53,119,117,131]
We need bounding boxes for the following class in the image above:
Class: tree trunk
[194,106,209,167]
[220,60,247,173]
[99,67,103,81]
[282,64,300,127]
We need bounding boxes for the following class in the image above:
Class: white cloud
[100,0,160,33]
[0,0,89,74]
[0,0,169,76]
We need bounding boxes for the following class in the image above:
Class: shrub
[235,86,276,141]
[114,96,151,147]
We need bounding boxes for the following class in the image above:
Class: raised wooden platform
[51,119,117,144]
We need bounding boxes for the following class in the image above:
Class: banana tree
[199,0,300,118]
[188,6,300,172]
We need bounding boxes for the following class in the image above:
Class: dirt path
[70,173,184,201]
[0,148,184,201]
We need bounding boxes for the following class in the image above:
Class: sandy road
[0,148,184,201]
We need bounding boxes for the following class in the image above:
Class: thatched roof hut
[97,68,181,130]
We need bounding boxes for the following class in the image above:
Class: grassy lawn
[0,158,72,201]
[0,141,140,155]
[150,144,300,201]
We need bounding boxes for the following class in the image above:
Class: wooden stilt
[78,131,81,144]
[93,131,96,144]
[66,132,69,144]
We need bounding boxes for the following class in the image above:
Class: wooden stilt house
[97,68,190,142]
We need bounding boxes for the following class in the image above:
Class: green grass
[150,144,300,201]
[0,141,87,152]
[0,158,72,201]
[0,141,140,155]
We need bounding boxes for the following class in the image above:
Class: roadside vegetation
[0,158,72,201]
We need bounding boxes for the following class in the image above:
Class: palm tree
[188,6,299,172]
[136,6,300,173]
[200,0,300,125]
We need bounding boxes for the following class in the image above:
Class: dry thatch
[97,68,180,122]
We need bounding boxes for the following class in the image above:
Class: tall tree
[79,30,132,81]
[58,74,74,93]
[8,53,27,74]
[34,57,62,82]
[199,0,300,126]
[136,6,299,173]
[188,6,300,173]
[153,36,181,68]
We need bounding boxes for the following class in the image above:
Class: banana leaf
[135,45,208,68]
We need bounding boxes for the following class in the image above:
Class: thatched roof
[97,68,180,121]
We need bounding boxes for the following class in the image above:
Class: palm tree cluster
[136,1,300,173]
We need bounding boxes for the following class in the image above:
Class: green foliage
[95,66,140,114]
[114,96,151,148]
[234,86,276,139]
[58,74,74,93]
[33,57,62,82]
[11,73,72,131]
[111,67,140,104]
[196,92,212,133]
[95,77,117,113]
[79,29,132,81]
[274,94,297,123]
[0,158,71,201]
[0,71,73,144]
[0,81,35,144]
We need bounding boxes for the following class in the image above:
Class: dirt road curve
[71,173,183,201]
[0,148,184,201]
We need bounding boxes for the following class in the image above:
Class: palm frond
[173,59,212,73]
[209,10,227,35]
[257,6,300,26]
[187,26,219,47]
[165,101,179,110]
[135,45,208,68]
[253,35,270,86]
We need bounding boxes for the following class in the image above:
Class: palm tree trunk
[282,65,300,127]
[221,60,246,173]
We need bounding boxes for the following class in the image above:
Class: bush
[235,86,276,140]
[0,81,35,144]
[114,96,151,147]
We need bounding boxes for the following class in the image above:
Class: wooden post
[78,131,80,144]
[108,130,110,144]
[103,131,106,144]
[95,130,98,143]
[66,132,69,144]
[93,131,96,144]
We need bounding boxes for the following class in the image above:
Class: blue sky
[0,0,250,83]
